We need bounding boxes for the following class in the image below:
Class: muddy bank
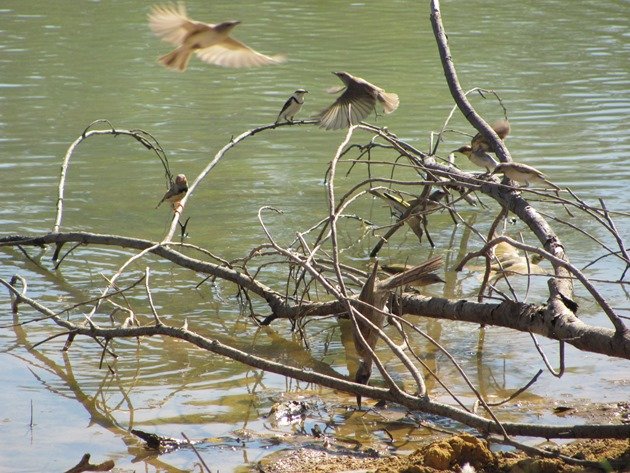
[257,434,630,472]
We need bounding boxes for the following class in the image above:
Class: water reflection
[1,0,629,471]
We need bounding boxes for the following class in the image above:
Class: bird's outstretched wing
[317,82,377,130]
[149,3,205,45]
[195,36,286,68]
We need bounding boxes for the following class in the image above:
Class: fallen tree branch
[4,280,629,440]
[2,231,629,359]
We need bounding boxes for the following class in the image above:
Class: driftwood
[2,1,629,470]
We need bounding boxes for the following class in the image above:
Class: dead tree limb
[4,280,629,441]
[2,231,629,360]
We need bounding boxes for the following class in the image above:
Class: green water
[1,1,629,471]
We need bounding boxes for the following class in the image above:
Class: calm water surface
[1,0,629,471]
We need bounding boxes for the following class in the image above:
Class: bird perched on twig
[370,188,448,245]
[353,256,444,408]
[148,3,286,71]
[276,89,308,123]
[370,189,447,220]
[317,72,399,130]
[492,162,560,190]
[156,174,188,211]
[453,119,511,172]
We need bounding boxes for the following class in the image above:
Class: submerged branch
[4,281,629,441]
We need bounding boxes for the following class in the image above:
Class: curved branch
[54,124,166,234]
[428,1,592,344]
[429,1,511,164]
[162,119,318,243]
[0,232,288,314]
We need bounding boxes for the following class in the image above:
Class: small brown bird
[352,256,443,408]
[371,189,447,219]
[156,174,188,210]
[317,72,399,130]
[148,3,287,71]
[470,119,511,153]
[453,119,511,172]
[492,162,560,190]
[454,146,498,172]
[370,188,447,242]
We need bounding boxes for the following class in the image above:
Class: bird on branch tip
[317,71,399,130]
[276,89,308,124]
[148,3,287,71]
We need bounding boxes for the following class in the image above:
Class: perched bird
[317,71,399,130]
[492,162,560,190]
[371,189,447,219]
[454,146,498,172]
[276,89,308,123]
[470,119,511,153]
[453,119,511,172]
[464,240,545,286]
[156,174,188,210]
[352,262,388,409]
[353,256,443,408]
[148,3,286,71]
[370,188,447,243]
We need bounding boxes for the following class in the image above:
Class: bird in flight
[148,3,287,71]
[317,72,399,130]
[276,89,308,124]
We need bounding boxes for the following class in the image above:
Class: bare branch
[4,281,628,440]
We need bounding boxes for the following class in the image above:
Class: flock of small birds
[452,119,560,190]
[150,3,559,211]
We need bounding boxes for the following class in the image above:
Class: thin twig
[144,267,163,326]
[181,432,212,473]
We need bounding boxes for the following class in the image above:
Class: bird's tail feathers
[158,47,192,71]
[492,119,511,140]
[379,92,400,114]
